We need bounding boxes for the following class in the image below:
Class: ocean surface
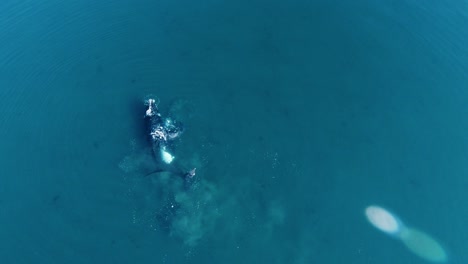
[0,0,467,263]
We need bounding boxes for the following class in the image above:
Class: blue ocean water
[0,0,467,263]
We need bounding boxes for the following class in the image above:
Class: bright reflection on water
[366,205,448,263]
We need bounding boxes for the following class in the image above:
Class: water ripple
[0,0,151,137]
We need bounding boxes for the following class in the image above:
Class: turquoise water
[1,0,467,263]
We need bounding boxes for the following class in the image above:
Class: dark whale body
[144,98,195,182]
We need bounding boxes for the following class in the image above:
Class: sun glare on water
[365,205,447,263]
